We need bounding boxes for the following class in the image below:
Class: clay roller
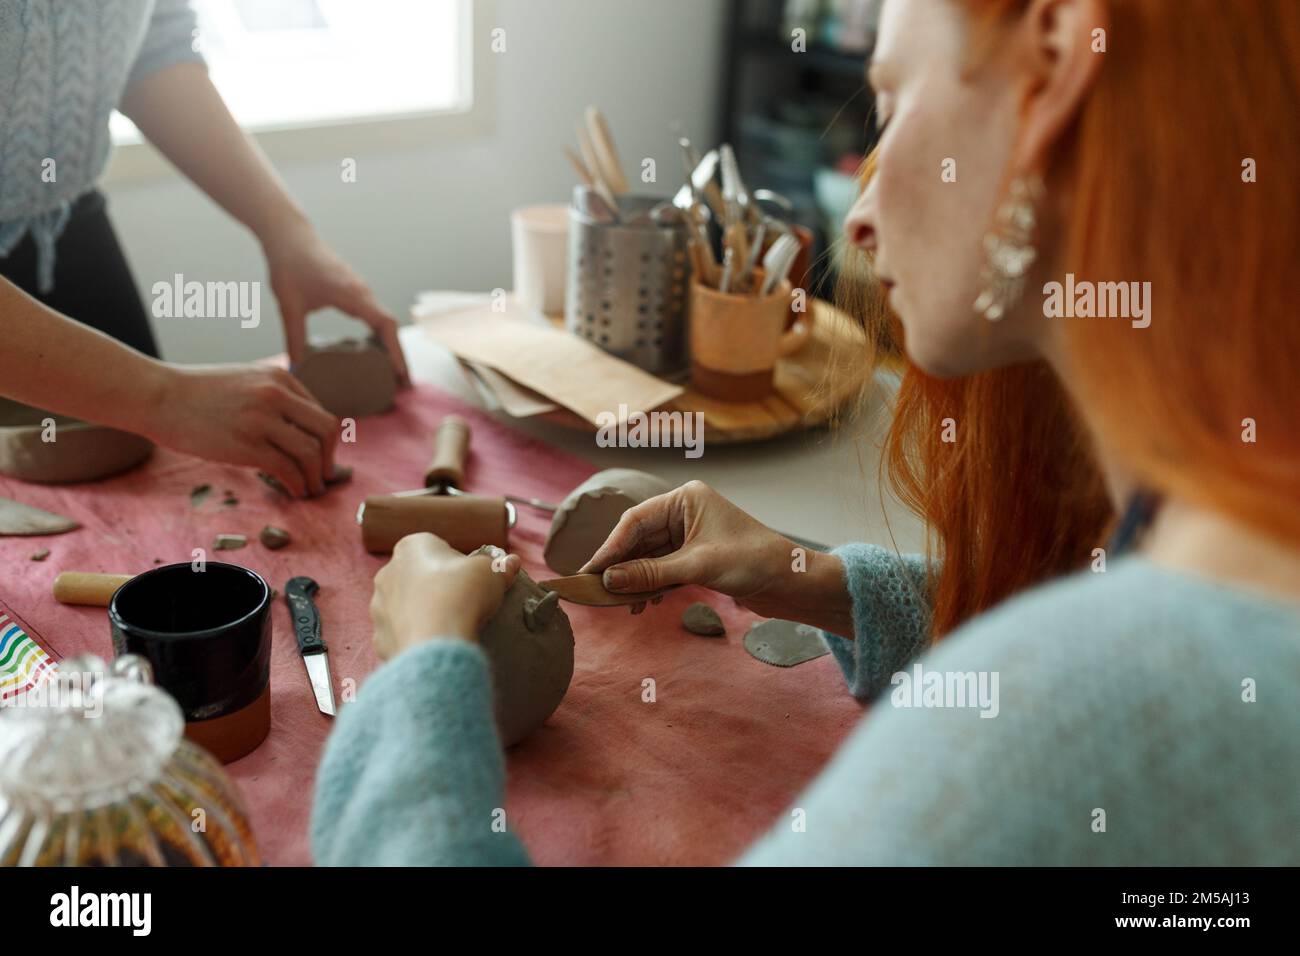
[359,494,510,555]
[53,572,134,607]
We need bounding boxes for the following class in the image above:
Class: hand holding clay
[263,220,410,387]
[147,364,339,498]
[579,480,804,620]
[371,533,521,657]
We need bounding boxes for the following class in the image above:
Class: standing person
[313,0,1300,865]
[0,0,408,379]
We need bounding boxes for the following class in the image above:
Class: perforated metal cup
[565,190,691,375]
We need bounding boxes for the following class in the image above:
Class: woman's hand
[262,220,410,386]
[145,363,340,498]
[371,536,521,660]
[581,481,853,631]
[578,481,802,618]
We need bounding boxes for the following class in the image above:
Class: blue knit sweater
[0,0,203,290]
[312,545,1300,865]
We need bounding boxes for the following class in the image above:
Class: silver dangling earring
[973,174,1044,321]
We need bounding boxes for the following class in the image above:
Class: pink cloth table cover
[0,385,863,865]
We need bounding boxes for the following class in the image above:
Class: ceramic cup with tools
[688,270,805,401]
[109,562,273,764]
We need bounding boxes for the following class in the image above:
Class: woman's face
[845,0,1053,377]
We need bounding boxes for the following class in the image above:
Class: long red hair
[839,0,1300,638]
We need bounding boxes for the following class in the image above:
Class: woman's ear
[1012,0,1108,171]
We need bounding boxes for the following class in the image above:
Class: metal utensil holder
[566,191,691,375]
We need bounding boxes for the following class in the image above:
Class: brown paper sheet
[415,300,683,425]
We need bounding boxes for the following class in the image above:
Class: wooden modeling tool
[538,573,673,608]
[53,572,134,607]
[585,106,629,194]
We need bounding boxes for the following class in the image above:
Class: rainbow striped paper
[0,613,55,705]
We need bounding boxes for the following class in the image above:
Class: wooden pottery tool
[359,493,511,555]
[54,572,134,606]
[584,106,629,194]
[374,415,556,513]
[538,573,673,608]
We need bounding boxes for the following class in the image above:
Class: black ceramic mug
[109,562,272,763]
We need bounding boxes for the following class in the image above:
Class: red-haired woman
[314,0,1300,864]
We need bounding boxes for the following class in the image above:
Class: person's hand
[147,364,339,498]
[262,220,410,386]
[371,536,521,660]
[579,481,800,619]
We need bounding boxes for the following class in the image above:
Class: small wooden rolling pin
[53,572,133,607]
[360,415,512,554]
[425,414,470,491]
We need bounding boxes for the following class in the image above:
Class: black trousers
[0,190,160,358]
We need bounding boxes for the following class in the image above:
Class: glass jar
[0,654,260,866]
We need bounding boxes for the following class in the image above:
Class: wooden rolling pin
[425,414,470,489]
[53,572,133,607]
[360,494,509,555]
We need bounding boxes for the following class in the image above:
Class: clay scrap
[477,563,575,747]
[0,496,80,536]
[292,337,397,418]
[0,398,152,484]
[259,526,291,550]
[544,468,674,575]
[213,533,247,551]
[682,602,725,636]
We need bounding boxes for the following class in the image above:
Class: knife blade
[285,576,335,716]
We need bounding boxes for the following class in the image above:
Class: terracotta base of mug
[184,682,271,764]
[690,363,775,402]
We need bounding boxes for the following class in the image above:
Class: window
[112,0,471,142]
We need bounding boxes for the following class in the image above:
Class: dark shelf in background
[717,0,881,299]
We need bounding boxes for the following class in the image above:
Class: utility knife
[285,576,335,716]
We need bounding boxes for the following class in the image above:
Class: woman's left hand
[370,535,521,660]
[263,221,410,386]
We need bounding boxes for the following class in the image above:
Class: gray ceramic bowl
[0,398,153,484]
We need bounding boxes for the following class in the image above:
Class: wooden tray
[540,299,871,444]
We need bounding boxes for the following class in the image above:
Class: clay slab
[292,337,397,418]
[544,468,674,575]
[0,398,153,484]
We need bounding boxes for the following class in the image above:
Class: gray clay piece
[0,496,79,536]
[259,526,291,550]
[478,566,575,746]
[544,468,674,575]
[682,602,725,636]
[213,533,247,551]
[0,398,153,484]
[292,337,397,418]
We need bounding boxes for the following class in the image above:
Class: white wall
[103,0,726,363]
